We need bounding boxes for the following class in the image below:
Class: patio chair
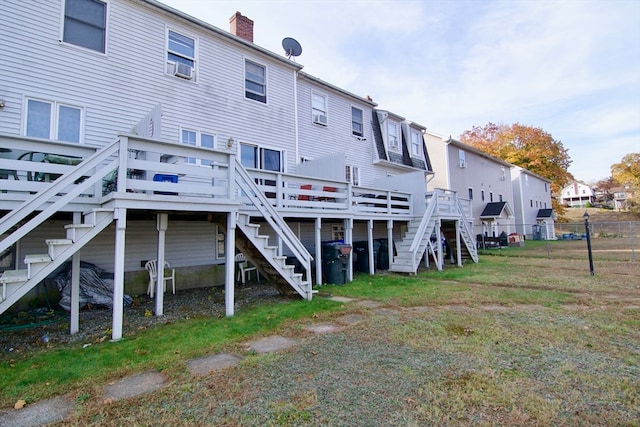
[298,184,313,201]
[318,186,336,202]
[145,259,176,298]
[235,253,259,285]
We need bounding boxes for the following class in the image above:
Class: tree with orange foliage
[460,122,573,216]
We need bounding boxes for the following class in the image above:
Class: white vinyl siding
[63,0,107,53]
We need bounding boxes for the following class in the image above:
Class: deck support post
[456,220,462,266]
[111,208,127,341]
[367,220,374,275]
[387,220,393,268]
[345,218,353,282]
[155,213,168,316]
[435,220,443,271]
[225,212,236,317]
[315,217,322,285]
[69,212,82,335]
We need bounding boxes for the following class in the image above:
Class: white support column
[456,220,462,266]
[387,220,393,268]
[315,217,322,285]
[345,218,353,282]
[367,220,374,275]
[225,212,236,317]
[111,208,127,341]
[70,212,81,335]
[155,213,168,317]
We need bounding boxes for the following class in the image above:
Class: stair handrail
[0,139,120,254]
[454,195,479,262]
[407,189,441,263]
[233,158,313,266]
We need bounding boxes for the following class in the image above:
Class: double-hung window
[468,188,473,200]
[26,98,83,143]
[410,130,421,156]
[388,123,399,151]
[312,92,327,125]
[245,60,266,103]
[181,129,215,166]
[240,143,282,172]
[167,30,195,79]
[63,0,107,53]
[351,107,363,137]
[346,165,360,186]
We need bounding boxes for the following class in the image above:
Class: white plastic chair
[145,260,176,297]
[234,253,258,285]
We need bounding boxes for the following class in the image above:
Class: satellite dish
[282,37,302,59]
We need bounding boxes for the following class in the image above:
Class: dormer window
[410,130,421,156]
[388,123,399,151]
[351,107,363,137]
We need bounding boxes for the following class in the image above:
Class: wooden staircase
[0,209,114,314]
[216,213,312,298]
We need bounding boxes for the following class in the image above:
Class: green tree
[611,153,640,214]
[460,122,573,216]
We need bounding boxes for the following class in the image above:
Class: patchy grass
[2,239,639,425]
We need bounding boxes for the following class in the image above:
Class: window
[167,30,195,78]
[216,226,225,259]
[490,192,494,202]
[499,193,503,202]
[240,143,282,172]
[351,107,363,137]
[26,98,82,143]
[311,92,327,125]
[459,149,466,168]
[481,190,485,202]
[245,60,266,103]
[544,183,548,192]
[410,131,421,156]
[331,225,344,241]
[181,129,215,166]
[530,200,533,207]
[468,188,473,200]
[63,0,106,53]
[346,165,360,186]
[388,123,399,150]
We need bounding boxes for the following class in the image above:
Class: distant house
[511,166,555,240]
[612,185,635,211]
[561,182,594,208]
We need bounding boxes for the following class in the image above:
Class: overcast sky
[158,0,640,184]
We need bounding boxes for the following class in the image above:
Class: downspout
[293,70,299,166]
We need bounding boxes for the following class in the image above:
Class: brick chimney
[230,12,254,43]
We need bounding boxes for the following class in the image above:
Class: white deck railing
[1,133,414,217]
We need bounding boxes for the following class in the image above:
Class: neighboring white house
[511,166,555,240]
[561,182,595,208]
[0,0,477,340]
[424,132,516,238]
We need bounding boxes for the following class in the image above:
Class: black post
[584,212,594,276]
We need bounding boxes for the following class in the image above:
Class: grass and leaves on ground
[2,240,639,425]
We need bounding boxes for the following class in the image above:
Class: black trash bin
[321,242,347,284]
[499,231,508,247]
[375,238,391,270]
[352,241,377,274]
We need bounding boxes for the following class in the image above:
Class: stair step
[84,208,113,226]
[46,239,73,259]
[0,269,28,284]
[65,223,94,241]
[1,280,24,301]
[389,264,416,273]
[25,254,52,279]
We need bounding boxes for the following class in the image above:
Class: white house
[561,182,594,208]
[424,132,516,238]
[0,0,477,340]
[511,166,555,240]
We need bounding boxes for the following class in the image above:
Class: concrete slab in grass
[328,296,356,303]
[303,323,341,334]
[335,314,367,325]
[356,299,383,309]
[246,335,297,354]
[186,353,243,376]
[0,395,74,427]
[103,371,166,402]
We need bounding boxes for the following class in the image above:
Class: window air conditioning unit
[313,114,327,126]
[173,62,193,80]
